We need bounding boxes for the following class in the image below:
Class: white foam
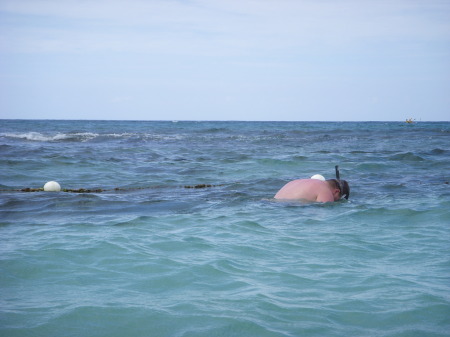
[1,131,187,142]
[53,132,98,141]
[1,132,99,142]
[3,132,50,141]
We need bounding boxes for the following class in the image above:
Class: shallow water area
[1,120,450,336]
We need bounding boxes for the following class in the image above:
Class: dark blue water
[1,120,450,336]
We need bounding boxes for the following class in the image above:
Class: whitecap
[1,132,99,142]
[1,132,50,141]
[53,132,99,142]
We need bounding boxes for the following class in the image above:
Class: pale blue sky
[1,0,449,121]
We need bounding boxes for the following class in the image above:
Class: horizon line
[1,118,446,123]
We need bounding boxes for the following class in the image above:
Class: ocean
[1,120,449,337]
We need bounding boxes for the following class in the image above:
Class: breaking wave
[1,132,99,142]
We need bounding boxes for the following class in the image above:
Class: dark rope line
[0,183,229,193]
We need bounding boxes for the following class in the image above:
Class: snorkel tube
[335,165,340,180]
[334,165,350,200]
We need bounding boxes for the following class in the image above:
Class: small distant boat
[405,118,415,124]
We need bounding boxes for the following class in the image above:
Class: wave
[0,132,189,143]
[195,127,229,133]
[388,152,425,162]
[430,148,447,155]
[1,132,99,142]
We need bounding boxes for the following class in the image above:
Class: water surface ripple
[1,120,449,336]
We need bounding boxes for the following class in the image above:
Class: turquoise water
[1,120,450,336]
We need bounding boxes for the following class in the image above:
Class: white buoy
[311,174,325,181]
[44,181,61,192]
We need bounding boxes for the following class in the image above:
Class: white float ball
[311,174,325,181]
[44,181,61,192]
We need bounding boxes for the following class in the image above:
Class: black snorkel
[335,165,340,180]
[334,165,349,200]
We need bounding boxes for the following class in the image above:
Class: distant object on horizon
[405,118,415,124]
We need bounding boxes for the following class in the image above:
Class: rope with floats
[1,183,229,194]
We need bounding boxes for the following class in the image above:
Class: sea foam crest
[1,131,188,142]
[1,132,99,142]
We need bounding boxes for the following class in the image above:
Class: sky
[0,0,449,121]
